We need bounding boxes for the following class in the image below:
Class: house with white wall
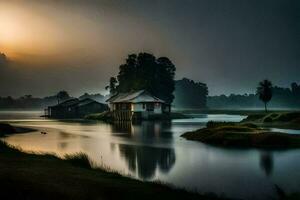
[106,90,171,120]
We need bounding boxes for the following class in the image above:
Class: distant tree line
[0,91,105,110]
[173,78,208,109]
[208,82,300,109]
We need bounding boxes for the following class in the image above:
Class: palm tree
[256,80,273,112]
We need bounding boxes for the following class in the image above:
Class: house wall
[131,103,162,114]
[78,102,108,117]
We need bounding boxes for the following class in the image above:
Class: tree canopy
[256,80,273,112]
[107,53,176,103]
[173,78,208,109]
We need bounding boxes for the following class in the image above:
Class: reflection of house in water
[46,98,108,118]
[111,121,172,139]
[112,121,175,179]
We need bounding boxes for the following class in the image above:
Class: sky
[0,0,299,97]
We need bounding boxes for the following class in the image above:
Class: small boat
[41,131,47,135]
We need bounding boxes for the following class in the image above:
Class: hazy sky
[0,0,299,97]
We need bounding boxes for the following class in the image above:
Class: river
[1,111,300,200]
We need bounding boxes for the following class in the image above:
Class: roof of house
[106,90,165,104]
[55,98,79,107]
[50,98,105,108]
[78,98,104,107]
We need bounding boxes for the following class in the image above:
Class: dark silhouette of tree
[56,90,70,104]
[105,77,117,95]
[256,80,273,112]
[174,78,208,109]
[79,92,104,103]
[108,52,176,103]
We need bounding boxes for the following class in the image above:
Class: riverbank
[0,124,223,200]
[0,123,35,137]
[0,141,223,200]
[241,112,300,129]
[181,121,300,148]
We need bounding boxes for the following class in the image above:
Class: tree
[174,78,208,109]
[105,77,118,95]
[256,80,273,112]
[109,52,176,103]
[56,90,70,104]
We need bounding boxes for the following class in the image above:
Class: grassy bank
[242,112,300,129]
[0,136,222,200]
[181,121,300,148]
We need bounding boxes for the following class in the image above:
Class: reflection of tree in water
[119,144,176,180]
[259,151,274,177]
[112,121,175,179]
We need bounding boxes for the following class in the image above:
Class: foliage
[56,90,70,104]
[173,78,208,109]
[78,92,105,103]
[182,122,300,148]
[0,91,105,110]
[105,77,118,94]
[108,53,176,103]
[256,80,273,112]
[208,82,300,109]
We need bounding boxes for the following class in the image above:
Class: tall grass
[64,153,93,169]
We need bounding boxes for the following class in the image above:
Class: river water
[1,111,300,200]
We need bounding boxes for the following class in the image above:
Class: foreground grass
[181,121,300,148]
[0,141,225,200]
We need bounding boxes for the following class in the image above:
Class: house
[46,98,108,118]
[106,90,171,120]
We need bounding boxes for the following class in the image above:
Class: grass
[0,140,227,200]
[242,112,300,129]
[181,121,300,148]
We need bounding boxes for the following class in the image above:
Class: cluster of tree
[173,78,208,109]
[106,52,176,103]
[78,93,105,102]
[0,91,105,110]
[208,82,300,109]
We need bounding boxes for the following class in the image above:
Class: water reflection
[3,112,300,200]
[112,121,176,179]
[111,121,173,140]
[259,152,274,177]
[119,144,175,179]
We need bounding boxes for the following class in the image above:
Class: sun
[0,13,22,47]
